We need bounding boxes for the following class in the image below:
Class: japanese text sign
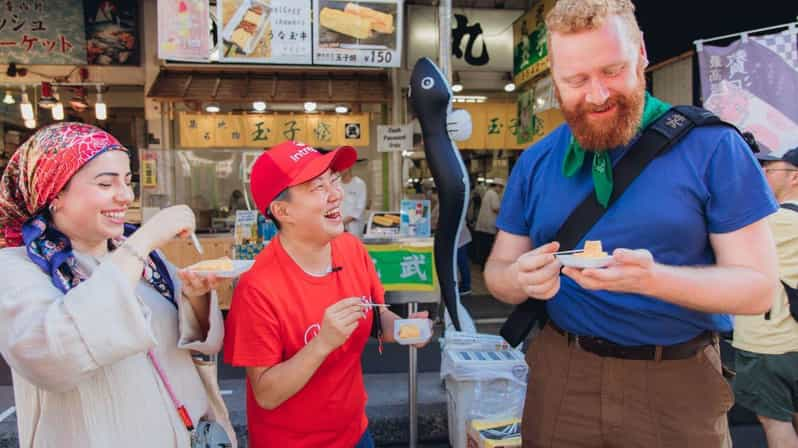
[0,0,87,64]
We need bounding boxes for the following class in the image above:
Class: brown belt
[549,322,715,361]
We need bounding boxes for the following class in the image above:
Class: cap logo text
[289,147,317,162]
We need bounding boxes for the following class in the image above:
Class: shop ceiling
[146,68,391,104]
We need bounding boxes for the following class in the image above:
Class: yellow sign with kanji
[179,113,215,148]
[179,112,372,149]
[213,114,245,147]
[273,115,308,144]
[485,104,509,149]
[307,115,339,148]
[243,115,275,148]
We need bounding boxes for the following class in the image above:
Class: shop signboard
[158,0,211,61]
[697,29,798,155]
[452,103,533,150]
[313,0,402,68]
[366,242,436,291]
[243,114,276,148]
[84,0,139,65]
[306,114,339,148]
[512,0,555,86]
[340,113,370,146]
[377,124,412,152]
[179,113,215,148]
[407,5,522,72]
[213,114,246,147]
[180,112,372,148]
[273,114,308,143]
[218,0,312,64]
[0,0,87,65]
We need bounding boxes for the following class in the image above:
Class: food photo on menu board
[218,0,312,64]
[313,0,402,67]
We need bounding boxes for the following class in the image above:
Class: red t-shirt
[224,232,385,448]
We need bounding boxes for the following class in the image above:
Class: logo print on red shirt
[304,323,321,345]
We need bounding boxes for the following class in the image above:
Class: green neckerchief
[562,92,672,208]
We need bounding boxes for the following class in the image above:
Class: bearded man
[483,1,779,446]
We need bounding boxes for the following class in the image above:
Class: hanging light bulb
[51,90,64,120]
[303,101,317,113]
[2,89,14,105]
[24,118,36,129]
[94,85,107,120]
[252,101,267,112]
[20,87,34,121]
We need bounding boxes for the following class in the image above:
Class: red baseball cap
[250,140,357,215]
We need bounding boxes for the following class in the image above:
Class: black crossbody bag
[500,105,736,347]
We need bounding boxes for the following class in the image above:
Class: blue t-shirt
[497,121,778,346]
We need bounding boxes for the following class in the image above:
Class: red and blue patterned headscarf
[0,123,174,303]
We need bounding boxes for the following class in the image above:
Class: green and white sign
[367,243,436,292]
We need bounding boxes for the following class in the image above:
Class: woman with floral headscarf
[0,123,235,447]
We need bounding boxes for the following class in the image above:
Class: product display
[343,3,394,34]
[320,7,372,40]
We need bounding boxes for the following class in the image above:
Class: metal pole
[438,0,452,83]
[408,301,419,448]
[390,68,403,210]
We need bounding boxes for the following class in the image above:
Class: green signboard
[512,0,554,86]
[366,243,437,292]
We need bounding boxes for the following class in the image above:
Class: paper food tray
[394,318,432,345]
[221,0,271,55]
[186,259,255,278]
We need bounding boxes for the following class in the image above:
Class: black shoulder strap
[780,203,798,214]
[500,106,730,346]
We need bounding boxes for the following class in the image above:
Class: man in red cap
[224,141,432,448]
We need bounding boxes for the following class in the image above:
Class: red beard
[557,64,646,151]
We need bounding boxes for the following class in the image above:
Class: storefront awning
[146,67,391,103]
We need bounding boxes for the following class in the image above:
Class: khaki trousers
[522,325,733,448]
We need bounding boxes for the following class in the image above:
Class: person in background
[224,141,433,448]
[0,123,233,447]
[733,146,798,448]
[341,166,367,237]
[228,189,248,214]
[484,1,778,446]
[473,177,504,267]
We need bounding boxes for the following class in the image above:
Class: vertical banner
[512,0,555,86]
[698,29,798,155]
[0,0,87,64]
[273,114,308,143]
[306,115,339,148]
[158,0,211,61]
[244,115,275,148]
[179,113,215,147]
[218,0,312,64]
[214,114,245,147]
[314,0,402,67]
[338,113,370,146]
[84,0,139,65]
